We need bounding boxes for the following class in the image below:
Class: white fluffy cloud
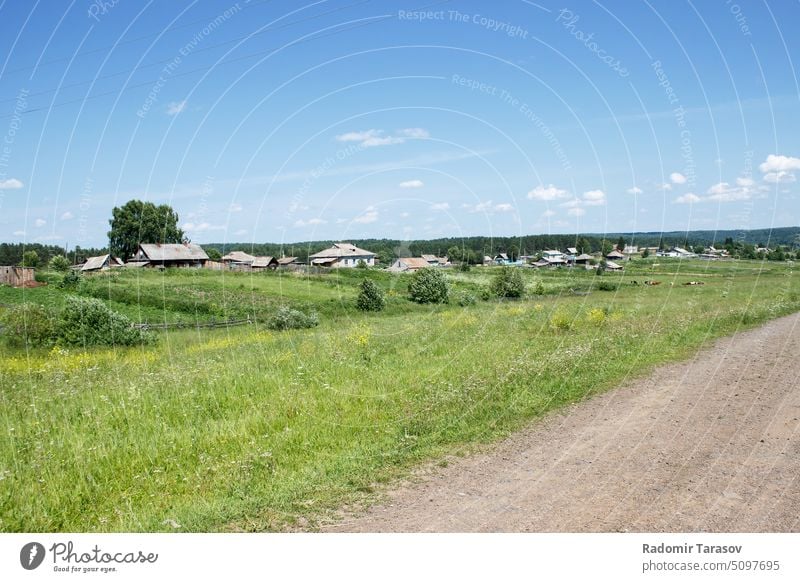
[294,218,326,227]
[464,200,514,214]
[763,171,796,184]
[626,186,642,194]
[527,184,569,201]
[0,178,23,189]
[13,230,25,236]
[353,207,379,224]
[166,100,187,115]
[229,202,242,212]
[431,202,449,211]
[675,193,700,204]
[60,211,74,220]
[494,203,514,212]
[567,207,586,217]
[705,181,762,202]
[759,154,800,173]
[582,189,606,206]
[670,172,687,184]
[335,128,428,148]
[658,183,673,191]
[541,209,556,218]
[34,218,46,227]
[399,179,424,189]
[736,177,755,187]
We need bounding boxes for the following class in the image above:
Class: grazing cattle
[631,280,639,286]
[684,281,705,286]
[644,280,661,286]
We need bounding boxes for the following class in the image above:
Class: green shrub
[58,296,154,347]
[356,259,368,269]
[458,262,471,272]
[356,279,385,311]
[0,303,57,348]
[596,281,617,291]
[549,309,572,331]
[491,266,525,298]
[408,268,449,304]
[48,255,71,272]
[59,270,82,289]
[532,281,545,295]
[455,291,477,306]
[267,306,319,330]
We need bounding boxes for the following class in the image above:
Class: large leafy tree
[108,200,185,260]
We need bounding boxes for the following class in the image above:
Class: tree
[356,279,385,311]
[20,250,39,267]
[576,237,592,255]
[108,200,185,261]
[491,267,525,298]
[693,245,705,255]
[616,236,625,251]
[205,248,222,261]
[641,247,650,258]
[600,240,613,256]
[408,268,449,304]
[48,255,70,272]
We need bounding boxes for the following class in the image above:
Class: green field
[1,260,798,531]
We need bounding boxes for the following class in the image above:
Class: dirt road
[326,313,800,532]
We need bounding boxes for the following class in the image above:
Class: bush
[408,268,449,304]
[356,259,368,269]
[0,303,57,348]
[532,281,545,295]
[458,262,471,272]
[356,279,385,311]
[491,266,525,298]
[59,269,81,289]
[549,310,572,331]
[20,250,39,268]
[595,281,617,291]
[455,291,477,306]
[48,255,71,272]
[58,296,154,347]
[267,306,319,330]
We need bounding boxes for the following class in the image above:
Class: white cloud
[567,207,586,217]
[626,186,642,194]
[582,189,606,206]
[60,211,74,220]
[293,217,327,227]
[166,100,187,115]
[494,203,514,212]
[464,200,514,214]
[527,184,569,201]
[559,198,582,208]
[542,209,556,217]
[675,193,701,204]
[398,128,430,138]
[13,230,25,236]
[431,202,450,211]
[34,218,46,227]
[335,128,428,148]
[759,154,800,173]
[736,177,754,187]
[234,229,248,236]
[763,171,796,183]
[658,183,673,191]
[229,202,242,212]
[0,178,23,189]
[705,181,763,202]
[400,211,410,218]
[670,172,687,184]
[353,207,379,224]
[399,179,424,189]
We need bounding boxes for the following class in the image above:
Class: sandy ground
[325,312,800,532]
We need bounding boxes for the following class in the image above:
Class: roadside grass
[0,260,798,531]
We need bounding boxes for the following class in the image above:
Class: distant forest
[3,226,798,266]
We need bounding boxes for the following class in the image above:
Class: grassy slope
[0,260,798,531]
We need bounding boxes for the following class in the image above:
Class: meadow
[1,259,798,531]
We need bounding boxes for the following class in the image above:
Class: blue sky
[0,0,798,248]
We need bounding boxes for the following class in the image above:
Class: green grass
[1,260,798,531]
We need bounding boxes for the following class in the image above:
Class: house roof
[139,243,209,262]
[397,257,431,269]
[605,260,623,270]
[308,242,376,259]
[81,254,123,271]
[125,261,150,268]
[574,253,593,261]
[222,251,256,263]
[277,256,297,265]
[252,256,277,268]
[420,254,439,261]
[566,247,578,254]
[495,253,509,260]
[606,250,624,259]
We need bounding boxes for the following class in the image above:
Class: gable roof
[81,254,123,271]
[139,243,209,262]
[222,251,256,263]
[277,256,298,265]
[566,247,578,254]
[574,253,593,261]
[252,256,277,268]
[397,257,431,269]
[308,242,376,259]
[606,250,624,259]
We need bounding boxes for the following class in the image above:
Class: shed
[132,243,209,268]
[81,254,124,272]
[252,256,278,270]
[388,257,432,272]
[0,266,35,287]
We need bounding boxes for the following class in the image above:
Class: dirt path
[326,313,800,532]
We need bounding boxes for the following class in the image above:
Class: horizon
[1,2,799,248]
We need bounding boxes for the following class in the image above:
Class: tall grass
[0,260,797,531]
